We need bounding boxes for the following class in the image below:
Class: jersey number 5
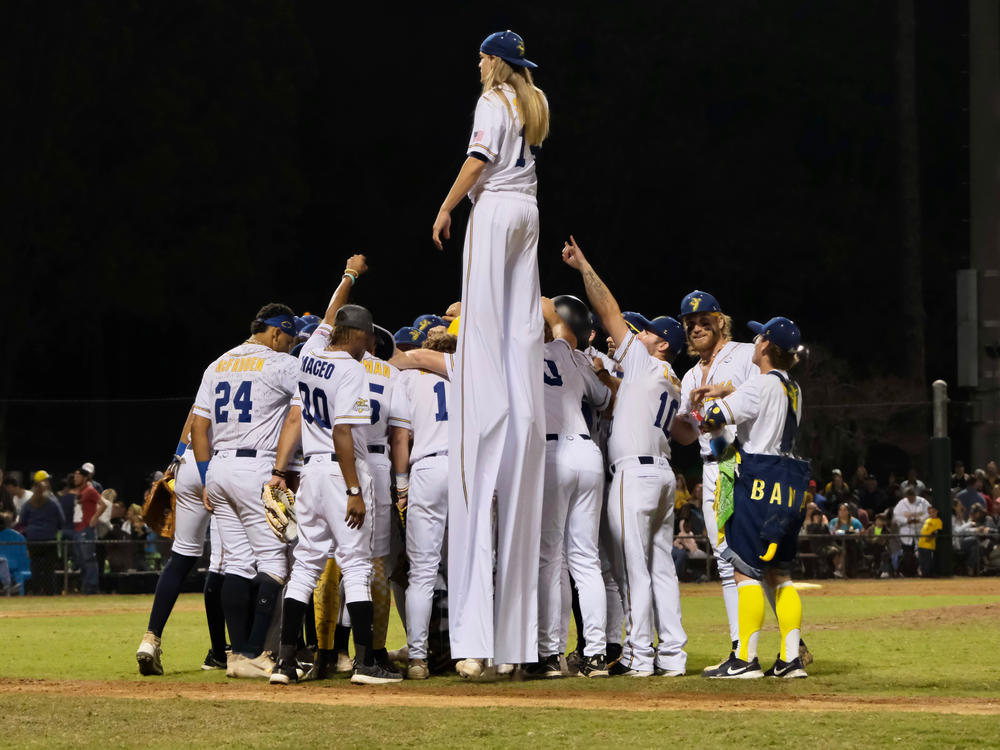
[215,381,253,423]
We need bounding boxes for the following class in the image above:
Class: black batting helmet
[552,294,592,351]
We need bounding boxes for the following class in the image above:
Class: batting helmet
[373,324,395,361]
[552,295,592,351]
[679,290,721,317]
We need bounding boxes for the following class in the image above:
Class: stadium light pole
[931,380,952,576]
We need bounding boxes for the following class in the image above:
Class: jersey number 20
[215,381,253,423]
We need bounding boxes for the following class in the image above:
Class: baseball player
[267,301,401,685]
[394,326,427,352]
[431,31,550,666]
[696,317,809,679]
[387,330,456,679]
[677,290,754,658]
[562,237,698,677]
[530,296,613,678]
[189,302,300,678]
[136,410,228,675]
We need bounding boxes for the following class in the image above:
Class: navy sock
[221,574,253,655]
[347,601,374,666]
[203,571,228,657]
[147,553,199,637]
[281,597,308,648]
[333,624,351,653]
[304,594,317,649]
[569,574,585,654]
[245,575,282,657]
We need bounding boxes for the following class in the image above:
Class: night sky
[2,2,969,499]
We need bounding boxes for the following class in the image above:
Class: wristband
[272,468,288,479]
[196,460,210,486]
[175,441,188,458]
[394,473,410,492]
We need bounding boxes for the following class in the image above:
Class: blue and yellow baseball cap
[394,326,426,350]
[480,30,538,69]
[748,317,801,351]
[622,311,650,334]
[646,315,685,354]
[413,314,447,333]
[679,290,721,317]
[258,314,297,336]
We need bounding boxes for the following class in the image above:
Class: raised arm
[541,297,576,350]
[561,236,629,349]
[432,157,488,251]
[321,255,369,327]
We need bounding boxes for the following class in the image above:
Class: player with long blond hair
[430,30,550,673]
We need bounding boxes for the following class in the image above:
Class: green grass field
[2,578,998,749]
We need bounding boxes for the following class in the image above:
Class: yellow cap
[33,470,50,483]
[447,317,460,335]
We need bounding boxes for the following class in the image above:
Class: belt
[422,451,448,459]
[546,433,592,441]
[214,449,258,458]
[610,455,658,474]
[368,445,386,454]
[304,453,338,464]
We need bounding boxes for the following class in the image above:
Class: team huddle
[135,29,812,685]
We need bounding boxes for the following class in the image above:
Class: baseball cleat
[226,652,275,679]
[387,645,409,664]
[407,658,430,680]
[701,653,764,679]
[335,650,354,673]
[608,660,653,677]
[269,658,301,685]
[565,650,584,675]
[495,663,515,676]
[701,649,736,675]
[456,658,484,679]
[136,632,163,676]
[798,639,814,667]
[201,648,227,671]
[653,665,686,677]
[765,655,808,679]
[351,662,404,685]
[579,654,609,679]
[524,654,563,679]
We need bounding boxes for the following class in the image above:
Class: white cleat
[456,658,484,679]
[136,632,163,676]
[226,652,275,679]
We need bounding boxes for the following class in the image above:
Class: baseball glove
[143,475,177,538]
[262,484,298,543]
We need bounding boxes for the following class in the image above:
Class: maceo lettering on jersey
[216,356,266,373]
[748,478,807,511]
[363,358,392,378]
[300,355,335,380]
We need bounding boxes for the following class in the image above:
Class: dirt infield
[2,678,998,716]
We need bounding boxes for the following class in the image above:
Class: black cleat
[702,652,764,679]
[579,653,609,678]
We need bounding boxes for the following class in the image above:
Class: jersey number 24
[215,381,252,423]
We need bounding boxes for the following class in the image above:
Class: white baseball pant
[702,461,739,644]
[539,435,606,658]
[206,452,285,581]
[366,451,392,559]
[404,455,449,660]
[448,191,545,663]
[285,455,374,605]
[608,456,688,673]
[170,456,211,558]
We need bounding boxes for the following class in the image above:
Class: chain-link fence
[0,536,209,596]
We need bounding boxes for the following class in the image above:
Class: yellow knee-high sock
[313,559,341,651]
[371,556,390,650]
[775,581,802,662]
[736,580,765,662]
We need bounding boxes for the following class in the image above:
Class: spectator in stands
[851,465,869,493]
[899,468,927,497]
[56,474,76,539]
[969,503,998,564]
[951,499,980,575]
[804,507,835,578]
[18,473,64,595]
[893,486,929,574]
[825,471,853,508]
[672,503,707,581]
[124,503,152,570]
[674,473,691,512]
[808,480,827,514]
[72,463,107,594]
[956,475,983,515]
[0,469,15,527]
[4,472,31,515]
[856,475,890,517]
[951,460,970,489]
[863,513,892,578]
[829,502,863,577]
[917,505,941,577]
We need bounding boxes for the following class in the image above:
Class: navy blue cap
[294,316,309,335]
[290,342,304,358]
[646,315,685,354]
[679,290,722,317]
[748,317,801,352]
[480,30,538,69]
[622,311,650,334]
[413,314,447,333]
[300,322,319,338]
[301,314,320,327]
[258,314,297,336]
[394,326,426,348]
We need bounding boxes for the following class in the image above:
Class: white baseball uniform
[389,367,451,660]
[449,83,547,662]
[284,335,375,606]
[539,338,611,658]
[193,343,299,581]
[678,340,758,643]
[606,331,688,673]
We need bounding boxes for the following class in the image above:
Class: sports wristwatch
[347,486,361,497]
